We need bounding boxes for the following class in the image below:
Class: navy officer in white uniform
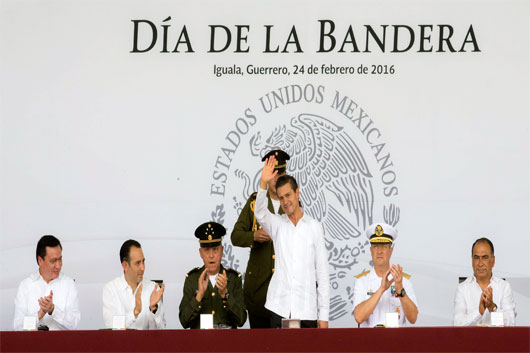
[353,223,418,327]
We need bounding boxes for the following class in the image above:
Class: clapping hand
[380,268,394,291]
[390,264,404,292]
[150,282,165,311]
[216,270,228,298]
[196,269,209,302]
[38,290,54,319]
[134,284,143,317]
[482,286,494,312]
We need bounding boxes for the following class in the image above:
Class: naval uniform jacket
[353,269,417,327]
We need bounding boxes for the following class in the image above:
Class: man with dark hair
[119,239,142,263]
[471,237,495,257]
[255,156,329,328]
[13,235,80,330]
[275,174,298,193]
[180,222,247,329]
[102,239,165,329]
[231,149,289,328]
[453,237,516,326]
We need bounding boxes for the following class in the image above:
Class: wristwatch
[398,288,406,297]
[491,303,497,312]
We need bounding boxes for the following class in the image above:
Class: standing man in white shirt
[255,155,330,328]
[353,224,418,327]
[453,237,516,326]
[13,235,80,330]
[102,239,165,329]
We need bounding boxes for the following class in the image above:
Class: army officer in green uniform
[231,150,290,328]
[179,222,247,329]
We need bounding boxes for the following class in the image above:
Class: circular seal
[208,83,400,324]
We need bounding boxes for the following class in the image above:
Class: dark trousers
[249,311,272,328]
[270,311,317,328]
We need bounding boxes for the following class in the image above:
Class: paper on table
[386,312,399,328]
[491,312,504,327]
[23,316,37,331]
[112,316,126,330]
[200,314,214,329]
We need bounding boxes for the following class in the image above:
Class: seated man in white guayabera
[353,224,418,327]
[13,235,80,330]
[102,239,165,329]
[453,237,516,326]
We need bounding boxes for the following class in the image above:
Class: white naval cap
[365,223,398,244]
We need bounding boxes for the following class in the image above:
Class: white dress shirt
[453,274,516,326]
[255,187,330,321]
[353,269,417,327]
[102,275,165,329]
[13,272,80,330]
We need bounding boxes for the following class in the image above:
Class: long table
[1,327,529,352]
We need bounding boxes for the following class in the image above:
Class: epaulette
[355,270,370,279]
[185,267,202,278]
[250,192,257,212]
[225,267,242,278]
[403,272,411,280]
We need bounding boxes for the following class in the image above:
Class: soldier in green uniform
[231,150,290,328]
[179,222,247,329]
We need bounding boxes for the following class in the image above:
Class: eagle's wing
[287,113,374,240]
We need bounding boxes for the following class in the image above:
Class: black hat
[261,150,290,173]
[195,222,226,248]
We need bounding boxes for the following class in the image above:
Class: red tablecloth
[1,327,529,352]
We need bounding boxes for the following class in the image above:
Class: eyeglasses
[371,243,391,249]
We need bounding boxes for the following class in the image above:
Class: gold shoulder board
[186,267,202,278]
[226,267,242,277]
[355,270,370,279]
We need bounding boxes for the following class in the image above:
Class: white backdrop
[1,0,529,330]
